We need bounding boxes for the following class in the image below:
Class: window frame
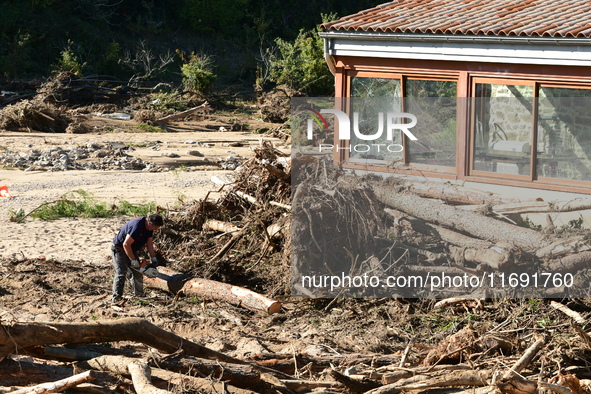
[345,70,459,174]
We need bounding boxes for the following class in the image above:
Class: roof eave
[318,30,591,46]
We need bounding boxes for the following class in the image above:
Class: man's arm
[146,237,156,259]
[122,234,136,261]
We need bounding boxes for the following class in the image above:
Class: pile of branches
[158,140,292,298]
[3,298,591,393]
[37,72,141,106]
[0,98,71,132]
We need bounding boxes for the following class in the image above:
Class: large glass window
[406,79,457,167]
[472,82,534,177]
[350,77,403,163]
[537,87,591,181]
[350,76,457,168]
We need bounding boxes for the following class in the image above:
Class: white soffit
[319,32,591,67]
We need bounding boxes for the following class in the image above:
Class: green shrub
[179,51,217,94]
[267,15,335,95]
[137,122,165,133]
[149,92,189,113]
[53,40,85,77]
[19,189,156,221]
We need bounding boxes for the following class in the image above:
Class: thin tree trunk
[373,184,548,251]
[7,371,95,394]
[0,318,241,364]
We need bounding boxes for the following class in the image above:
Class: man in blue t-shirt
[111,213,164,304]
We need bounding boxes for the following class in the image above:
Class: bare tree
[120,40,175,85]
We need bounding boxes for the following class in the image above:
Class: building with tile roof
[318,0,591,194]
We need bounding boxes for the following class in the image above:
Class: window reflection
[350,77,403,162]
[537,88,591,181]
[472,83,533,176]
[406,80,457,168]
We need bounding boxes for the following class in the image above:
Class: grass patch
[9,189,156,222]
[136,122,166,133]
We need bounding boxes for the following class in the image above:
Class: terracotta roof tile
[321,0,591,38]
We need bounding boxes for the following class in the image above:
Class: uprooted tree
[291,156,591,298]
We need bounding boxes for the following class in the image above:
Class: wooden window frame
[343,70,459,174]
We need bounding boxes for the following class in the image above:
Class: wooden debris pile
[292,156,591,298]
[3,298,591,393]
[158,140,292,298]
[0,98,71,132]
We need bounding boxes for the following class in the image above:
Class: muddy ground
[1,102,591,393]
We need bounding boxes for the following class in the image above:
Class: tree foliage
[269,26,333,95]
[0,0,381,91]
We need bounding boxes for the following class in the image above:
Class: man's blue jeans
[111,244,143,302]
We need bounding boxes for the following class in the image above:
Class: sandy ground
[0,124,286,265]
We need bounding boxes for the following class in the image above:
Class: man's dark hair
[147,213,164,226]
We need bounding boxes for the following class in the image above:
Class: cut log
[203,219,241,233]
[128,360,171,394]
[373,184,548,251]
[144,267,281,314]
[181,278,281,314]
[7,370,95,394]
[449,244,514,270]
[0,318,241,364]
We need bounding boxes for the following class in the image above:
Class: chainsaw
[134,260,159,278]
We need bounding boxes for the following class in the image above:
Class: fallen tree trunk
[80,353,260,388]
[145,267,281,314]
[7,370,95,394]
[156,102,210,124]
[85,355,257,394]
[372,184,548,251]
[0,318,241,364]
[372,178,526,206]
[461,198,591,216]
[544,251,591,273]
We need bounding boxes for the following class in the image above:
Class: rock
[0,140,161,172]
[187,150,204,157]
